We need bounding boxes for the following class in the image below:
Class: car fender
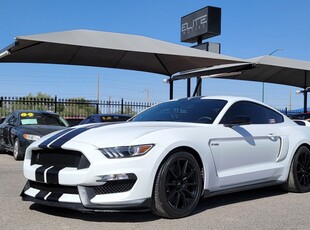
[129,132,214,194]
[279,137,310,182]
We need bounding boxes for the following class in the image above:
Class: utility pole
[97,74,100,102]
[289,90,292,111]
[144,89,150,103]
[108,96,111,113]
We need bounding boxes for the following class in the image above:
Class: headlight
[99,144,154,159]
[23,134,41,141]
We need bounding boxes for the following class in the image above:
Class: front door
[210,124,282,189]
[209,100,286,189]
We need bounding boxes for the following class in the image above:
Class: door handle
[268,133,278,140]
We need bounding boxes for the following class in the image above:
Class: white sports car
[21,96,310,218]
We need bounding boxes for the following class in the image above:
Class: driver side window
[220,101,275,125]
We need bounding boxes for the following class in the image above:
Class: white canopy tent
[172,55,310,111]
[1,30,310,111]
[0,29,243,76]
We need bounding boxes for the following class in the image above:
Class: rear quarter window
[265,107,284,124]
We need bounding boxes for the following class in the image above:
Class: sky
[0,0,310,110]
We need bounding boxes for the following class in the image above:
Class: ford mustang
[0,110,69,160]
[21,96,310,218]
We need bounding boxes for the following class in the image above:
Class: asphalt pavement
[1,153,310,230]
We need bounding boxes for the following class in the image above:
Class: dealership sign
[181,6,221,43]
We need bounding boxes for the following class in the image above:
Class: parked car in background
[64,116,86,126]
[293,119,310,126]
[21,96,310,218]
[0,110,69,160]
[288,113,310,120]
[79,114,131,125]
[0,117,5,124]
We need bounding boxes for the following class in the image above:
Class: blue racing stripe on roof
[38,128,74,149]
[48,123,105,148]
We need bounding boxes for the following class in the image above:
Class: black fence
[0,96,154,118]
[278,108,304,116]
[0,96,305,120]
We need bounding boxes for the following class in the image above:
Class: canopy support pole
[304,71,308,113]
[169,77,173,100]
[304,92,307,113]
[187,78,191,97]
[193,77,202,97]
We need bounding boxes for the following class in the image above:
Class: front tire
[151,151,202,218]
[13,139,23,161]
[286,146,310,193]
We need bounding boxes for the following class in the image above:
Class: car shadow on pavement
[194,185,287,215]
[29,185,287,222]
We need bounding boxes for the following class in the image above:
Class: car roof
[170,96,282,115]
[90,114,131,117]
[173,95,265,106]
[13,110,59,115]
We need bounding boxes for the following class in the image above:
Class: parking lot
[1,153,310,230]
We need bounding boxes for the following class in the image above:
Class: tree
[59,97,97,117]
[12,92,54,111]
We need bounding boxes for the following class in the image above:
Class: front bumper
[22,141,158,212]
[21,180,151,212]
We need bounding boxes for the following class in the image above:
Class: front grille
[30,181,78,194]
[31,149,90,169]
[92,180,137,195]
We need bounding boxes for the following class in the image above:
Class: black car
[0,110,69,160]
[79,114,131,125]
[64,116,86,126]
[288,113,310,120]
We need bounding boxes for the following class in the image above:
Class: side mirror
[224,115,251,128]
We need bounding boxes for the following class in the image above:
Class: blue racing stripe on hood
[38,128,74,149]
[48,123,105,148]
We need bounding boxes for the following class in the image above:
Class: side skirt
[203,181,285,198]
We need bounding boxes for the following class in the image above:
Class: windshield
[131,98,227,124]
[20,112,69,127]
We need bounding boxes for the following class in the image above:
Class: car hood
[20,125,67,136]
[38,121,206,148]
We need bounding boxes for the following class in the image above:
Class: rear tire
[13,139,23,161]
[286,146,310,193]
[151,151,202,218]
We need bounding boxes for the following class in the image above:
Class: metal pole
[121,98,124,114]
[193,78,202,97]
[187,78,191,97]
[54,95,57,113]
[262,83,265,102]
[97,74,100,103]
[304,91,307,113]
[304,70,308,113]
[196,37,202,97]
[169,78,173,100]
[196,77,202,96]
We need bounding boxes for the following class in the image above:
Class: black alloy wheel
[152,151,202,218]
[287,146,310,193]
